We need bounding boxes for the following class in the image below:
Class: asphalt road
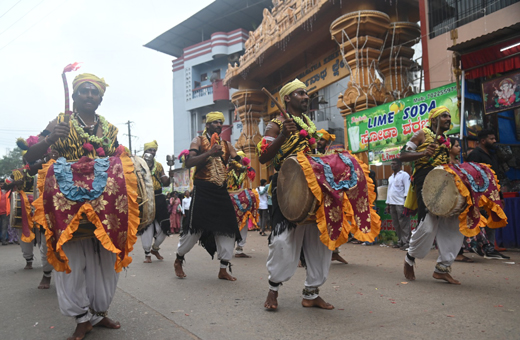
[1,231,519,340]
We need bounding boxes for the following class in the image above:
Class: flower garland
[71,113,111,156]
[289,113,319,149]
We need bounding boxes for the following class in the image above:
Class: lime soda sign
[347,83,460,153]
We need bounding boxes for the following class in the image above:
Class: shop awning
[448,22,520,79]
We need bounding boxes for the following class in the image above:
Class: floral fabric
[230,188,259,231]
[444,162,507,237]
[297,151,380,250]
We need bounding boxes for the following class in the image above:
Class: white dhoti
[141,220,167,255]
[266,223,332,299]
[54,239,119,325]
[16,228,34,261]
[405,213,464,273]
[177,231,235,268]
[235,224,248,254]
[16,228,53,275]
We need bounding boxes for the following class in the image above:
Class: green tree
[0,147,24,179]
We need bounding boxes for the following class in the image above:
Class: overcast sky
[0,0,213,166]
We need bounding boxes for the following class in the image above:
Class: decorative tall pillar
[231,89,266,188]
[330,10,391,117]
[380,21,421,99]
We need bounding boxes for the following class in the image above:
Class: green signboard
[347,83,460,153]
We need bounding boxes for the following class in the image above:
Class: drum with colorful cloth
[32,151,153,273]
[422,162,507,237]
[277,151,380,250]
[229,188,259,231]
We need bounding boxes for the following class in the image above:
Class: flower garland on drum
[71,113,111,156]
[54,157,110,202]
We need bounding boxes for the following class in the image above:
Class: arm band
[405,141,417,151]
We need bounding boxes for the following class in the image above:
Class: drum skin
[422,167,466,217]
[277,156,317,224]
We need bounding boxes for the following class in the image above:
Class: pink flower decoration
[96,147,105,157]
[242,157,250,165]
[83,142,94,151]
[309,137,316,145]
[299,129,308,137]
[26,135,39,147]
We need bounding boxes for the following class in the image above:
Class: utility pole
[125,121,133,154]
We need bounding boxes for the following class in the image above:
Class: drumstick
[261,87,290,120]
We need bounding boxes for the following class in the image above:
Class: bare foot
[143,256,152,263]
[150,250,164,260]
[264,290,278,310]
[298,261,303,268]
[302,296,334,309]
[433,272,461,285]
[24,262,33,270]
[331,253,348,264]
[404,261,415,281]
[235,253,251,258]
[174,258,186,278]
[218,268,236,281]
[38,275,51,289]
[67,321,92,340]
[95,317,121,329]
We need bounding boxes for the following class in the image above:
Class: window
[194,81,201,89]
[428,0,519,39]
[201,73,208,82]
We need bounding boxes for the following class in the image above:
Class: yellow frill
[443,164,507,237]
[19,191,35,243]
[32,153,139,273]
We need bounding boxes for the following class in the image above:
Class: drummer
[174,111,241,281]
[258,79,334,310]
[24,72,124,339]
[400,106,464,284]
[5,162,54,289]
[140,140,172,263]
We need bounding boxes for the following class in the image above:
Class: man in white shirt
[385,159,411,250]
[257,179,269,236]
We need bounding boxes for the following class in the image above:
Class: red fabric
[462,38,520,79]
[0,190,9,215]
[20,193,34,238]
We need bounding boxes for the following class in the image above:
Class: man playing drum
[24,72,129,340]
[259,79,334,310]
[140,140,172,263]
[174,111,241,281]
[400,106,464,284]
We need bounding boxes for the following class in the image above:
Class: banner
[369,146,401,163]
[347,83,460,153]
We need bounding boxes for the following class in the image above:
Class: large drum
[422,166,467,217]
[40,155,155,240]
[277,155,318,224]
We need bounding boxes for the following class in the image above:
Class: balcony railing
[192,85,213,99]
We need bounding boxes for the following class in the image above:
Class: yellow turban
[428,106,449,124]
[318,129,336,142]
[144,140,158,151]
[237,151,246,158]
[206,111,225,124]
[72,73,109,97]
[279,78,307,108]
